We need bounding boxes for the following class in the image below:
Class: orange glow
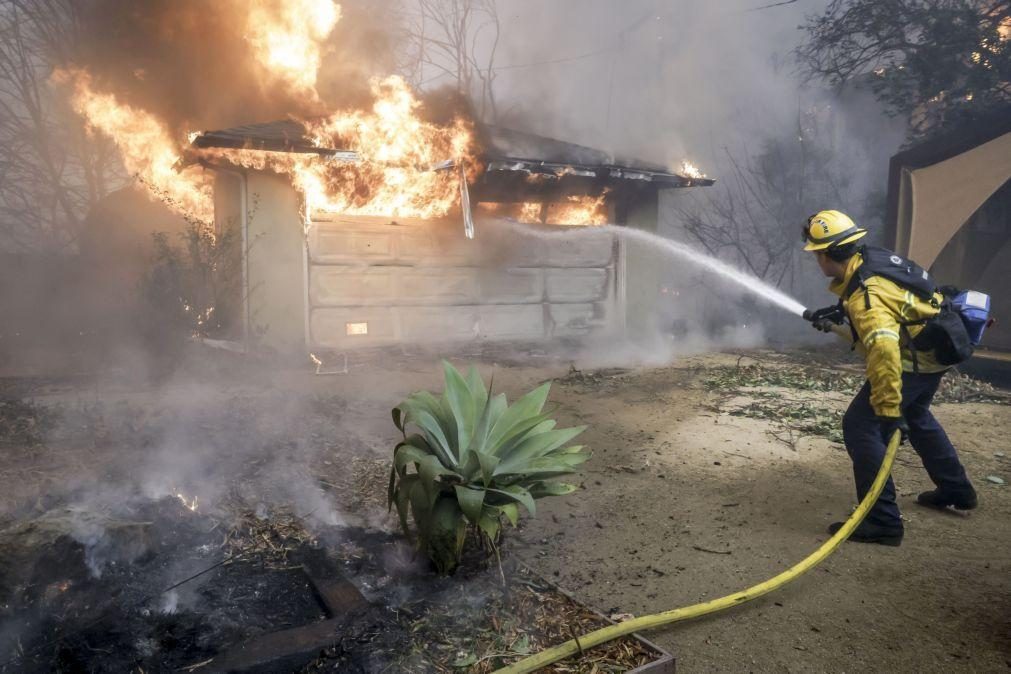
[246,0,341,102]
[55,68,213,223]
[476,194,609,226]
[519,202,543,222]
[199,76,478,221]
[546,194,609,225]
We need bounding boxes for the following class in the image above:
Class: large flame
[199,76,477,221]
[59,0,474,225]
[55,68,213,222]
[246,0,341,102]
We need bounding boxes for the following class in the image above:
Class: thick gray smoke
[454,0,906,342]
[485,1,902,179]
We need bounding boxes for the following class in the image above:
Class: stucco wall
[245,172,307,353]
[621,195,663,340]
[217,171,667,353]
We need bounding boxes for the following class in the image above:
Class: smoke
[461,0,906,348]
[70,0,402,134]
[484,1,902,174]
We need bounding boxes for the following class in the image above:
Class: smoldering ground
[0,351,417,668]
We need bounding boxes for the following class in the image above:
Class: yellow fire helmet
[802,210,867,252]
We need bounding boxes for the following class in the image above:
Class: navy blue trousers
[842,371,973,527]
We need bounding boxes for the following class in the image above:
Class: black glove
[877,416,909,445]
[807,304,845,333]
[808,304,846,324]
[812,318,837,333]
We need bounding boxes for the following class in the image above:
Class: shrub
[389,362,591,574]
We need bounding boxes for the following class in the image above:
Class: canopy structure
[886,112,1011,268]
[886,111,1011,353]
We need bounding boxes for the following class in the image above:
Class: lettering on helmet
[814,218,829,234]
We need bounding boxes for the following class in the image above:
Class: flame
[246,0,341,102]
[678,161,705,180]
[546,194,609,225]
[59,2,473,225]
[54,68,213,223]
[519,202,543,222]
[199,76,477,221]
[476,194,609,226]
[174,490,199,512]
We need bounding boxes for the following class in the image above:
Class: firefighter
[803,210,977,546]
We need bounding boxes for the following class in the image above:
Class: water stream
[505,221,808,317]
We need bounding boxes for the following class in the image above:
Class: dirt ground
[2,346,1009,672]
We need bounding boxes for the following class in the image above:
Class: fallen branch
[692,545,732,555]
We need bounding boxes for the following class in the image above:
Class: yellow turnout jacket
[829,253,947,418]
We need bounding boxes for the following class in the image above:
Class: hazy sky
[465,0,836,169]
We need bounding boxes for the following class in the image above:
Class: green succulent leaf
[499,502,520,527]
[529,481,579,498]
[391,366,594,575]
[476,451,500,487]
[464,365,488,414]
[471,392,507,454]
[429,497,467,575]
[392,473,420,537]
[418,455,459,505]
[411,409,457,468]
[496,425,587,471]
[387,464,396,509]
[485,382,551,450]
[477,509,501,544]
[488,412,554,457]
[454,485,486,523]
[393,441,433,475]
[442,361,478,460]
[488,484,536,516]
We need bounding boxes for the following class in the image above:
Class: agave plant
[388,361,591,574]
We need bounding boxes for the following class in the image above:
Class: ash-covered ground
[1,343,1009,672]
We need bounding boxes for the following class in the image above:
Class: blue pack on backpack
[951,290,991,345]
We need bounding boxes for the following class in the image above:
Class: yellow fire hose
[495,430,902,674]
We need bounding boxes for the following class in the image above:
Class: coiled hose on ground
[494,430,902,674]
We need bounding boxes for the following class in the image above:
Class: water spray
[506,221,808,318]
[488,219,886,673]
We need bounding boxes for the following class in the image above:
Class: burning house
[189,119,713,355]
[47,0,715,360]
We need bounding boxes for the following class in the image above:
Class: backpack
[841,246,986,368]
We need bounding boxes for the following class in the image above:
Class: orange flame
[476,193,609,226]
[200,76,477,221]
[59,1,476,226]
[246,0,341,102]
[55,68,213,223]
[546,194,609,225]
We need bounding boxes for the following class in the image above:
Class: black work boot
[916,487,978,511]
[828,520,904,547]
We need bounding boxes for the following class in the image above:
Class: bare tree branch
[398,0,501,122]
[0,0,123,252]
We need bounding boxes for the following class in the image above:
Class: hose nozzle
[802,309,814,322]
